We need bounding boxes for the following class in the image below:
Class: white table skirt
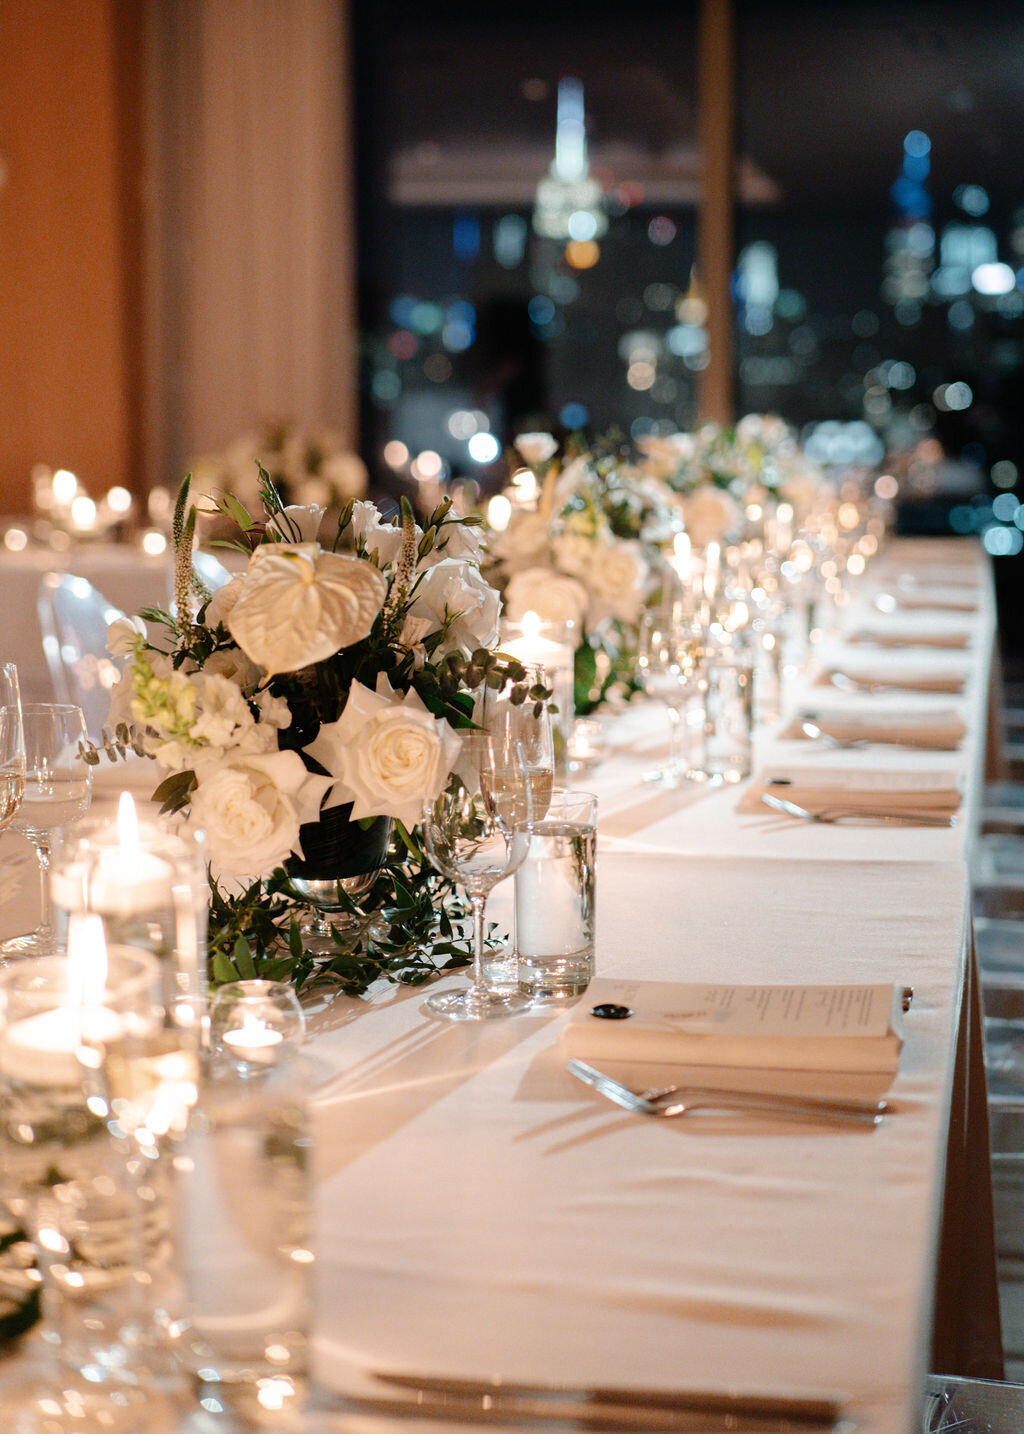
[0,534,1003,1434]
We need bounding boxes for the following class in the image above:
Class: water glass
[700,653,754,783]
[171,1049,313,1414]
[515,789,597,1002]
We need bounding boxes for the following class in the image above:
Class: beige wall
[0,0,137,513]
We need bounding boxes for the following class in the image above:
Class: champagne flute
[637,601,704,786]
[0,663,25,831]
[1,703,92,960]
[422,732,533,1020]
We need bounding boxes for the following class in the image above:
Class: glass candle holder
[209,980,306,1074]
[50,791,208,1044]
[499,613,576,774]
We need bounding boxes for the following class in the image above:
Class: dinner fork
[760,792,954,827]
[567,1059,889,1125]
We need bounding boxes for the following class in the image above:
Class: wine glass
[0,663,25,832]
[1,703,92,960]
[637,601,705,786]
[422,732,533,1020]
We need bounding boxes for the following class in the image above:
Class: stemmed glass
[637,600,705,786]
[422,732,534,1020]
[1,703,92,959]
[0,663,25,832]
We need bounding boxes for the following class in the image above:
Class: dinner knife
[373,1371,848,1430]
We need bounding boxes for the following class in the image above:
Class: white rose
[513,432,558,466]
[350,501,414,567]
[408,557,501,653]
[202,645,262,693]
[205,576,245,628]
[636,433,694,479]
[106,615,147,657]
[584,540,649,624]
[551,531,593,577]
[321,451,368,500]
[227,543,388,675]
[188,749,331,880]
[304,676,461,831]
[265,504,326,542]
[504,566,588,632]
[681,485,743,547]
[487,510,550,570]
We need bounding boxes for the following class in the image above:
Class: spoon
[800,720,869,748]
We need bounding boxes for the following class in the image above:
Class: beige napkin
[894,592,978,612]
[816,666,965,694]
[737,765,962,818]
[779,707,966,750]
[847,627,970,650]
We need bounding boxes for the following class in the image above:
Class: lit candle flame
[521,610,542,641]
[117,791,140,853]
[66,912,109,1006]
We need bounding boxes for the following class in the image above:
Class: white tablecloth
[0,535,1003,1433]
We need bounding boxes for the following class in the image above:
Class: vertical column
[696,0,736,425]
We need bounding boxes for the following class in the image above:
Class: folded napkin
[779,707,966,750]
[816,666,965,695]
[562,977,904,1074]
[893,592,978,612]
[847,627,970,650]
[737,765,962,818]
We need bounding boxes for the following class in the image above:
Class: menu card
[562,978,904,1074]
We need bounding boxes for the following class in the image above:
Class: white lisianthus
[513,432,558,467]
[350,501,416,567]
[680,485,743,547]
[204,575,245,629]
[106,615,148,657]
[504,566,588,632]
[304,676,461,830]
[584,540,649,624]
[265,503,326,542]
[227,542,387,675]
[408,558,501,653]
[188,750,332,880]
[423,521,485,566]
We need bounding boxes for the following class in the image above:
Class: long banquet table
[0,535,1005,1432]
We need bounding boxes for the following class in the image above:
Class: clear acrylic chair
[36,572,127,742]
[925,1373,1024,1430]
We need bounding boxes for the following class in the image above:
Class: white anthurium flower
[265,503,327,543]
[350,501,415,567]
[513,432,558,466]
[226,542,387,675]
[188,750,332,880]
[504,566,588,632]
[106,615,147,657]
[680,485,743,547]
[204,575,245,628]
[304,675,462,831]
[584,540,649,625]
[407,557,501,653]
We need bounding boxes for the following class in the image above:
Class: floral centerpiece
[190,420,368,515]
[635,413,820,546]
[95,471,542,995]
[483,432,682,713]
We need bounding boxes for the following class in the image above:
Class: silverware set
[760,791,955,827]
[567,1058,889,1126]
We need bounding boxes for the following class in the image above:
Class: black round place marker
[589,1002,633,1020]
